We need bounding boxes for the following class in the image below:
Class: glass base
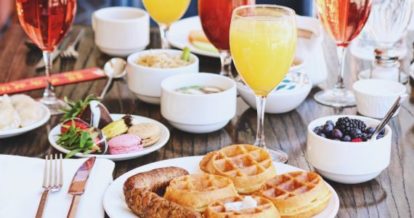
[267,148,288,163]
[39,97,67,115]
[314,88,356,108]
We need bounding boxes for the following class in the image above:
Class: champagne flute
[16,0,77,115]
[230,5,297,162]
[142,0,191,49]
[198,0,255,78]
[314,0,372,107]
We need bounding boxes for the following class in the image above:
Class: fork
[35,154,63,218]
[60,29,84,59]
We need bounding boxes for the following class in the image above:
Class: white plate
[103,156,340,218]
[48,114,170,161]
[0,103,50,139]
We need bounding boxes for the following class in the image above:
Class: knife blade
[67,157,96,218]
[35,29,83,69]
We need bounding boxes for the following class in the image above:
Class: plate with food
[0,94,51,139]
[103,144,339,218]
[48,96,170,161]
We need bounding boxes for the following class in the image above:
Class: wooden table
[1,23,414,218]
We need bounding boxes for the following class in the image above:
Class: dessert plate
[103,156,340,218]
[48,114,170,161]
[0,103,50,139]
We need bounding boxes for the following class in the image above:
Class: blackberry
[335,117,355,135]
[352,119,366,132]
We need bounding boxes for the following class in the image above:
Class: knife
[35,29,83,69]
[67,157,96,218]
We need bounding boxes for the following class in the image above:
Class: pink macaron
[108,134,143,155]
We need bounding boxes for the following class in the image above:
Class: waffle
[257,171,332,218]
[200,144,276,194]
[205,195,280,218]
[164,173,239,212]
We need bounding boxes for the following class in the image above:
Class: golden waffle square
[164,173,238,212]
[200,144,276,194]
[205,195,280,218]
[257,171,332,218]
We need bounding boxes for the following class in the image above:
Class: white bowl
[161,73,237,133]
[306,115,392,184]
[127,49,199,104]
[237,72,312,114]
[353,79,407,119]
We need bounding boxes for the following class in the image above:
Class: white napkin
[0,155,115,218]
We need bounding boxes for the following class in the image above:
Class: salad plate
[103,156,339,218]
[48,114,170,161]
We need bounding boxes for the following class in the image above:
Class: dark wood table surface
[1,23,413,218]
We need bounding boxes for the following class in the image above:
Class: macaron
[127,123,161,147]
[108,134,143,155]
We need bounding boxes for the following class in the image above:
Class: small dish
[48,114,170,161]
[353,79,407,118]
[127,49,199,104]
[0,103,50,139]
[306,115,392,184]
[237,72,312,114]
[161,73,237,133]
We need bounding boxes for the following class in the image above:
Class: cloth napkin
[0,155,115,218]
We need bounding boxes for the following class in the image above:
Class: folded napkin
[0,155,115,218]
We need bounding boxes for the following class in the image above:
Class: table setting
[1,0,414,218]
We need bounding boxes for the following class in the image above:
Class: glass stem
[159,24,170,49]
[335,46,347,90]
[254,95,267,148]
[42,51,56,102]
[219,50,233,78]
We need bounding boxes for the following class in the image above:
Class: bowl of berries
[306,115,392,184]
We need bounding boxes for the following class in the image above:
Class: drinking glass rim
[232,4,296,20]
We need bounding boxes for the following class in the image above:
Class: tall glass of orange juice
[143,0,190,48]
[230,5,297,162]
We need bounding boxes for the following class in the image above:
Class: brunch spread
[0,94,45,131]
[137,48,194,68]
[175,85,224,95]
[56,96,162,157]
[313,116,385,142]
[123,144,333,218]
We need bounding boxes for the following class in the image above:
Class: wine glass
[230,5,297,162]
[142,0,191,49]
[198,0,255,78]
[16,0,77,115]
[314,0,372,107]
[362,0,412,82]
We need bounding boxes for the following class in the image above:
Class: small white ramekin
[161,73,237,133]
[353,79,407,119]
[127,49,199,104]
[306,115,392,184]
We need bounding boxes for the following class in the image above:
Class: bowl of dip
[127,49,199,104]
[161,73,237,133]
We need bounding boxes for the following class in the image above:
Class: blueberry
[317,132,326,138]
[365,127,375,134]
[351,129,362,138]
[379,128,385,135]
[361,133,368,141]
[342,135,351,142]
[313,126,322,134]
[332,128,343,139]
[323,123,334,134]
[326,120,335,127]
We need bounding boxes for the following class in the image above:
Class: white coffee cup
[92,7,149,56]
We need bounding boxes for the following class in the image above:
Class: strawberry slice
[61,118,90,133]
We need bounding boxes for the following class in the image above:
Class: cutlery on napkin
[0,155,114,218]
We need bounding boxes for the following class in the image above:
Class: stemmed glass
[142,0,191,49]
[16,0,77,115]
[198,0,255,78]
[362,0,412,82]
[230,5,297,162]
[314,0,372,107]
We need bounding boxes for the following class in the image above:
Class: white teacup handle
[91,13,97,31]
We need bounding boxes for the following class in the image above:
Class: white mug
[92,7,149,56]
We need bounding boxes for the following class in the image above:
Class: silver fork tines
[36,154,63,218]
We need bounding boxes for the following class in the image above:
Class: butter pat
[224,196,257,212]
